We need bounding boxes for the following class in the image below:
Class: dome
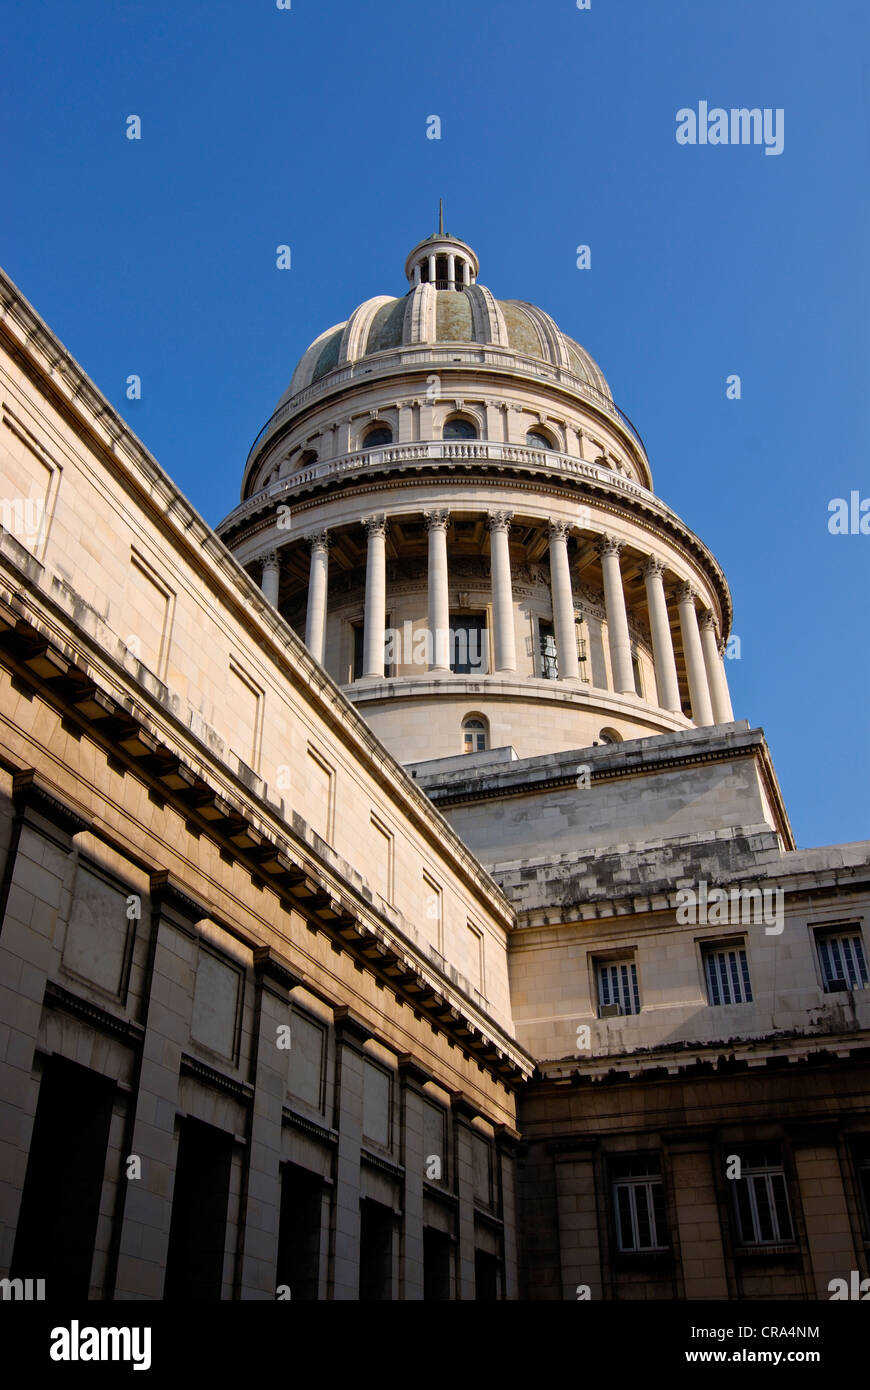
[278,230,613,406]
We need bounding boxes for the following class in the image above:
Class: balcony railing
[219,440,683,533]
[242,344,648,475]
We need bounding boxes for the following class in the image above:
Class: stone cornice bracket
[547,519,572,541]
[486,510,513,534]
[595,534,622,558]
[304,529,330,551]
[423,508,450,532]
[675,580,698,605]
[11,769,91,838]
[363,514,389,539]
[641,555,666,579]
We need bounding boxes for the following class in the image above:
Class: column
[331,1010,367,1299]
[642,557,682,712]
[699,611,734,723]
[260,550,280,608]
[791,1129,858,1300]
[237,950,304,1298]
[304,531,330,666]
[665,1136,730,1299]
[487,511,516,674]
[413,263,421,286]
[362,515,388,679]
[547,521,580,680]
[428,253,436,284]
[452,1095,477,1300]
[554,1146,604,1301]
[424,509,450,671]
[447,252,456,289]
[597,535,635,694]
[676,582,714,726]
[116,875,203,1299]
[397,1059,427,1300]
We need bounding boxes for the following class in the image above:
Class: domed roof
[278,229,612,406]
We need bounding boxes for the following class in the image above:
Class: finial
[438,198,444,235]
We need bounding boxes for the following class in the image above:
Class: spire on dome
[438,198,444,235]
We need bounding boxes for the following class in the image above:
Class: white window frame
[815,928,869,992]
[703,942,753,1005]
[597,958,640,1016]
[612,1167,667,1252]
[732,1152,793,1245]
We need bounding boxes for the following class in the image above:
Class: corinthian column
[699,611,734,723]
[547,521,580,680]
[487,512,516,673]
[304,531,330,666]
[597,536,635,694]
[260,550,280,608]
[424,509,450,671]
[676,583,714,726]
[362,515,388,679]
[642,556,681,712]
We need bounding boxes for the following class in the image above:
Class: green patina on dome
[312,328,343,382]
[365,298,407,355]
[500,302,544,360]
[565,339,596,386]
[436,290,474,342]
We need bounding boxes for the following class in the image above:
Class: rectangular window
[597,958,640,1016]
[853,1143,870,1236]
[539,620,558,679]
[703,943,753,1005]
[450,614,488,674]
[423,874,443,952]
[11,1057,115,1299]
[731,1146,793,1245]
[611,1157,668,1252]
[352,618,394,680]
[816,928,869,992]
[362,1059,391,1150]
[164,1118,234,1300]
[359,1198,393,1301]
[276,1163,324,1300]
[369,813,394,905]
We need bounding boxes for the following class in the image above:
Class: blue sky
[2,0,867,849]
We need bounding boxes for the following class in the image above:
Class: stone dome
[279,231,612,405]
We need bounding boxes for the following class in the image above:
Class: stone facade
[1,231,868,1301]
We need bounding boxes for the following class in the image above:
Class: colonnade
[258,514,734,727]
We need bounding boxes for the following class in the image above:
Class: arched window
[363,424,392,448]
[443,416,478,441]
[598,727,622,745]
[526,429,554,450]
[462,715,488,754]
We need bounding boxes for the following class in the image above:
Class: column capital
[699,608,719,634]
[363,514,389,539]
[486,510,513,534]
[547,520,572,542]
[641,555,667,579]
[595,534,623,558]
[304,529,330,551]
[675,580,699,605]
[260,549,280,572]
[424,508,450,532]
